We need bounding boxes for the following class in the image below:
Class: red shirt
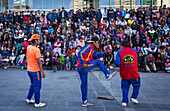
[115,47,140,80]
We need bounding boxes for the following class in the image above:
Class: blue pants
[77,59,110,102]
[121,77,141,104]
[26,71,41,104]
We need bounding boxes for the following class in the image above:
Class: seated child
[165,58,170,72]
[65,55,71,70]
[59,54,65,70]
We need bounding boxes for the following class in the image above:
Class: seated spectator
[124,25,132,36]
[162,39,169,47]
[148,27,156,39]
[165,58,170,72]
[69,38,76,49]
[65,55,71,70]
[121,19,127,29]
[163,23,169,35]
[67,44,76,56]
[131,21,138,35]
[145,53,157,72]
[61,38,69,51]
[138,52,145,72]
[76,46,81,56]
[44,44,53,55]
[104,48,114,69]
[158,46,166,61]
[52,52,60,72]
[127,17,134,25]
[80,22,86,32]
[61,49,67,57]
[21,38,29,49]
[52,38,62,56]
[155,53,164,71]
[148,42,157,55]
[16,45,26,69]
[9,46,18,66]
[70,51,77,70]
[44,52,52,70]
[59,54,65,70]
[77,38,85,47]
[1,46,9,59]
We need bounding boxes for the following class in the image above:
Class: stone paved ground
[0,68,170,111]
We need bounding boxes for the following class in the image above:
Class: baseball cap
[24,38,27,41]
[28,34,41,41]
[87,36,99,43]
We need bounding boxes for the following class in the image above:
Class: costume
[115,47,140,104]
[77,43,111,102]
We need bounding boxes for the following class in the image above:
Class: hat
[19,30,22,32]
[87,36,99,43]
[60,54,64,57]
[28,34,41,41]
[148,23,152,25]
[24,38,27,41]
[31,24,34,26]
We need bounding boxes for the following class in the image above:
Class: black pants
[52,61,60,70]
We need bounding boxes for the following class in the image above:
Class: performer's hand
[82,64,87,71]
[42,72,45,78]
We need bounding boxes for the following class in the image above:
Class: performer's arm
[36,49,45,78]
[37,58,45,78]
[93,50,106,58]
[77,44,91,64]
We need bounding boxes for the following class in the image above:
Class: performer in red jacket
[115,41,140,107]
[77,36,117,107]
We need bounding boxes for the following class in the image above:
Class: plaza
[0,68,170,111]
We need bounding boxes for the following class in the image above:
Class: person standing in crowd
[77,36,117,106]
[59,7,68,21]
[107,7,115,21]
[26,34,46,107]
[115,41,140,107]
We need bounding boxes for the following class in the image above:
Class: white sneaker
[107,71,117,81]
[130,98,138,104]
[110,66,113,69]
[35,102,46,108]
[26,99,35,104]
[122,102,127,107]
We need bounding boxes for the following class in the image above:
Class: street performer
[26,34,46,108]
[115,41,140,107]
[77,36,117,107]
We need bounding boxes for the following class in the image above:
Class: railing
[2,4,160,14]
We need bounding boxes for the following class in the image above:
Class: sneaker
[21,66,24,69]
[26,99,35,104]
[130,98,138,104]
[122,102,127,107]
[82,100,94,107]
[107,71,117,81]
[110,66,113,69]
[35,102,46,108]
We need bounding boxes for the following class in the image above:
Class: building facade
[0,0,168,12]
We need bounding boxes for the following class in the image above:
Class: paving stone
[0,69,170,111]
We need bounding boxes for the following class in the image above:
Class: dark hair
[31,39,38,44]
[121,41,130,47]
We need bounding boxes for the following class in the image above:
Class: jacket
[115,47,140,80]
[59,54,65,63]
[76,43,105,67]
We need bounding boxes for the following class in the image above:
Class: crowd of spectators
[0,5,170,72]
